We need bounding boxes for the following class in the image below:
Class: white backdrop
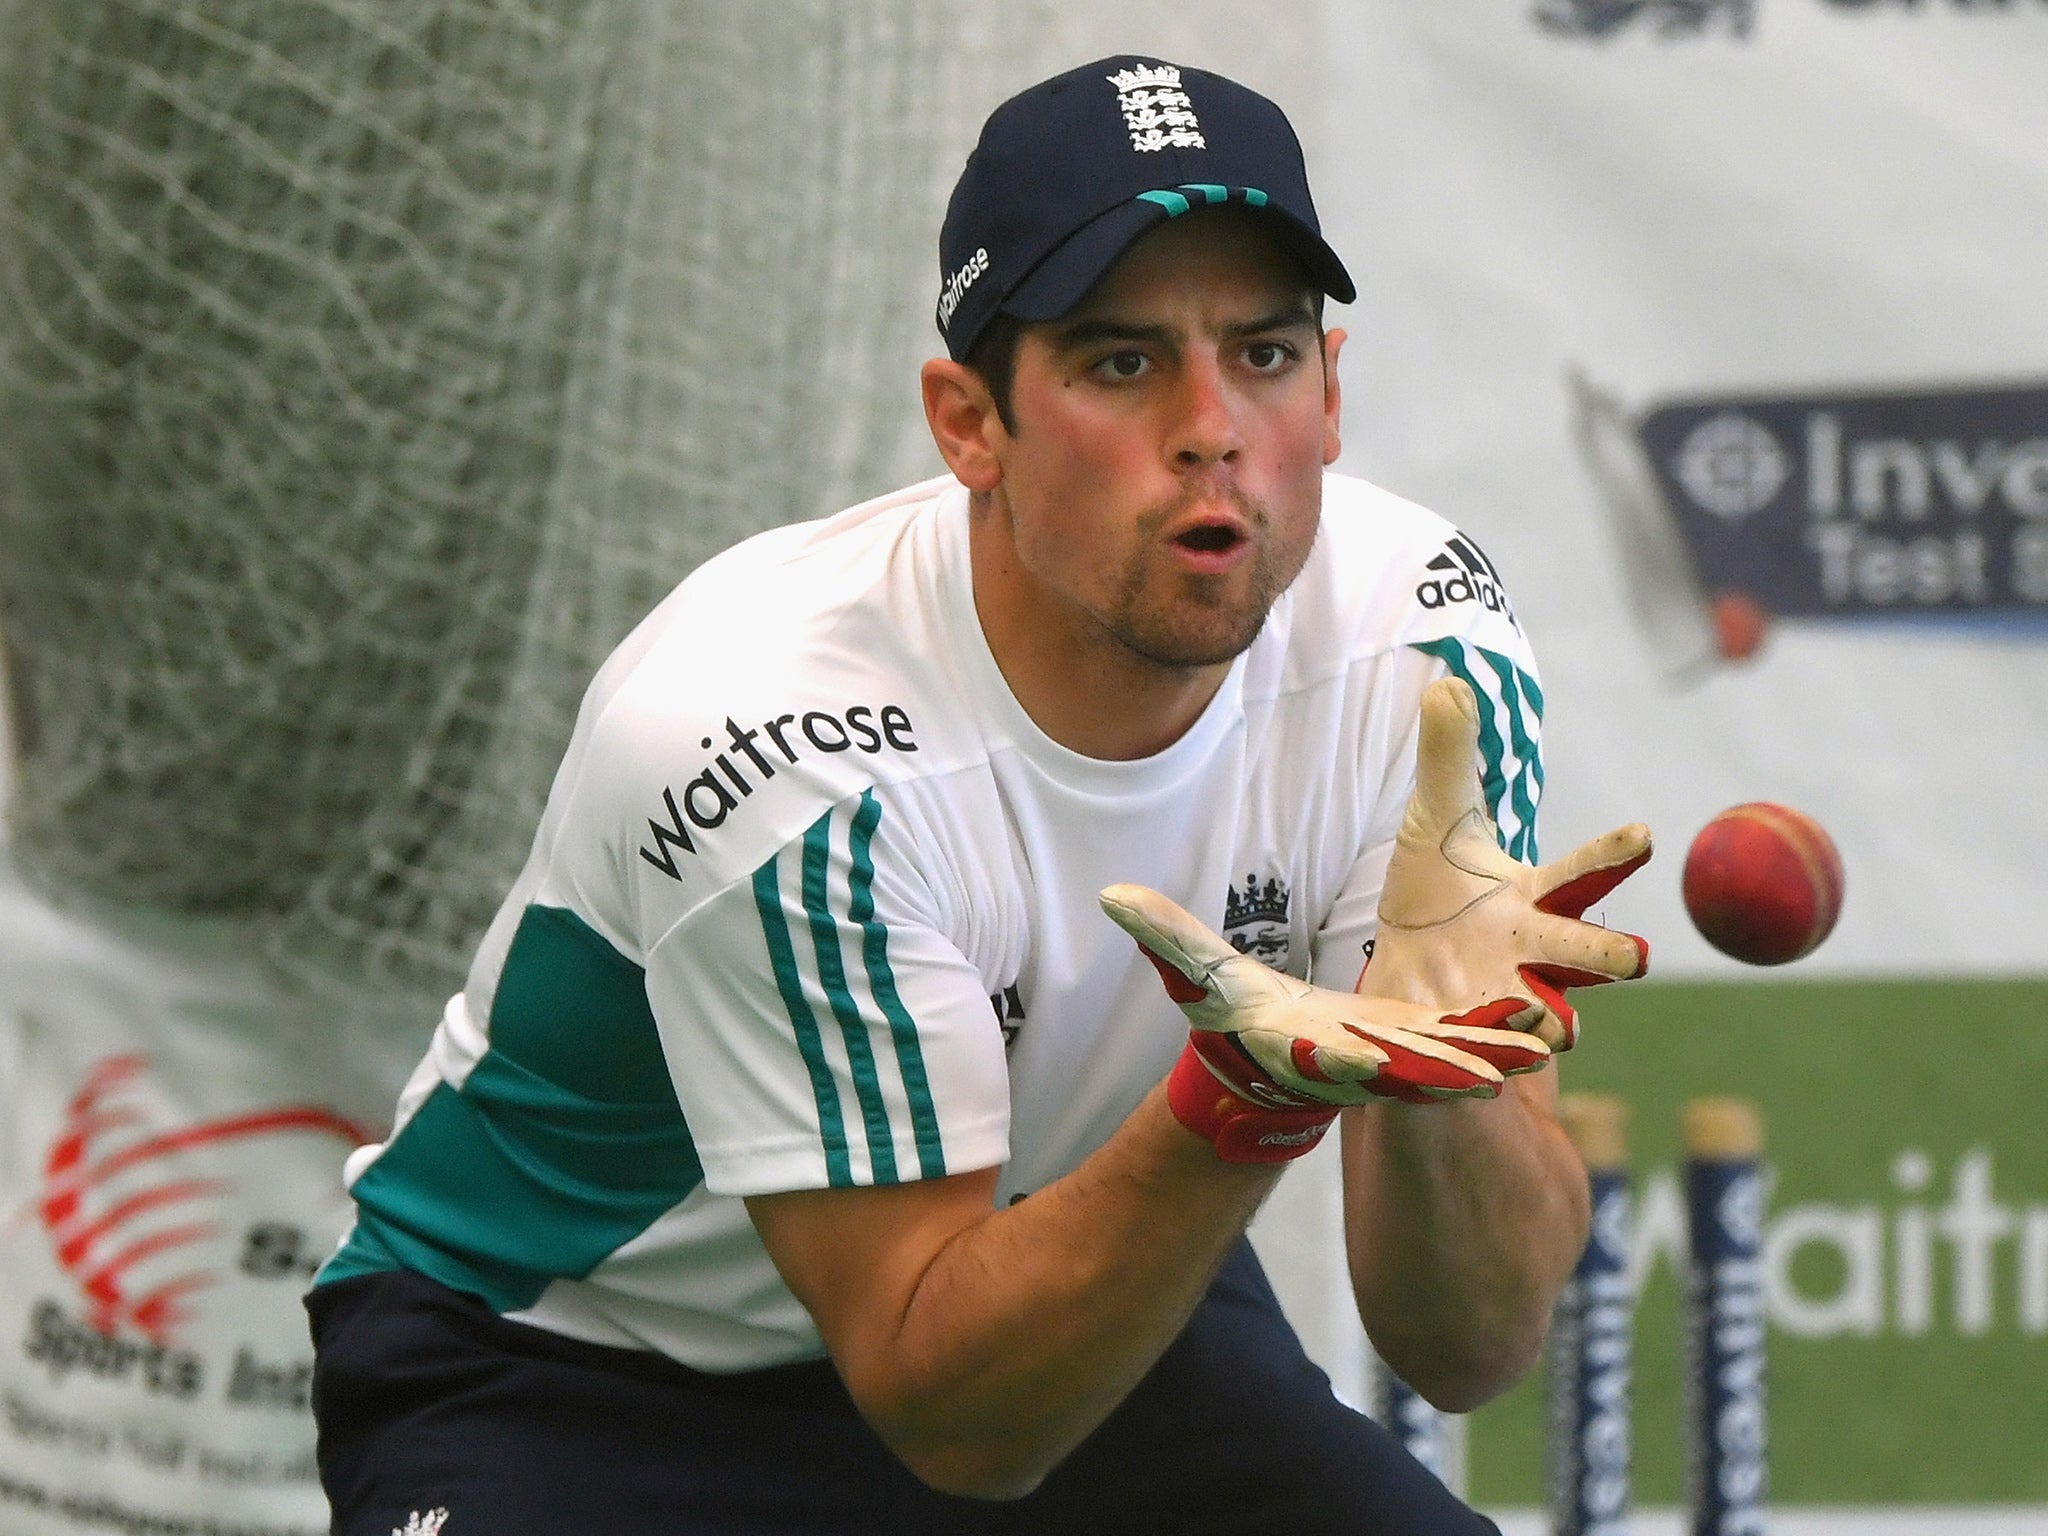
[1305,1,2048,978]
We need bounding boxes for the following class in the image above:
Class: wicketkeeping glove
[1100,884,1554,1163]
[1362,677,1653,1050]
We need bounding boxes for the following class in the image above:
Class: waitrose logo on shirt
[639,703,920,877]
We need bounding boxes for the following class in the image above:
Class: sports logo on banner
[3,1037,383,1536]
[1534,0,1755,40]
[1533,0,2043,41]
[37,1056,372,1347]
[1643,382,2048,620]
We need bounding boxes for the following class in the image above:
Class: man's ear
[1320,326,1346,468]
[921,359,1005,493]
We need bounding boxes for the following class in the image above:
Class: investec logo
[1642,381,2048,614]
[1416,533,1520,631]
[1551,1172,1632,1533]
[1672,412,1787,520]
[1672,408,2048,527]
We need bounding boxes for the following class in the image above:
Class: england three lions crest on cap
[1107,64,1205,153]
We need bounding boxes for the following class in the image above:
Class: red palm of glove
[1149,951,1545,1108]
[1103,886,1554,1163]
[1513,853,1652,1047]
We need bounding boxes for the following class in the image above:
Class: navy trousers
[308,1240,1500,1535]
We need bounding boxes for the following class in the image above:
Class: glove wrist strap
[1166,1040,1336,1164]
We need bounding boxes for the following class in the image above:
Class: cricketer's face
[981,211,1343,675]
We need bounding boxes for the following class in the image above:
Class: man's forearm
[750,1082,1279,1499]
[1340,1073,1590,1411]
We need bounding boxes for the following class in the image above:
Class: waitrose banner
[1458,977,2048,1509]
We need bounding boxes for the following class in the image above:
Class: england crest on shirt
[1223,872,1291,971]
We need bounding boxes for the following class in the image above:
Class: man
[307,56,1651,1534]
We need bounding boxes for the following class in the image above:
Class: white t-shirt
[320,471,1543,1371]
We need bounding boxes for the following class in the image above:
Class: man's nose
[1168,358,1244,469]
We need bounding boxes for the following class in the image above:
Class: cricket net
[0,0,1040,1005]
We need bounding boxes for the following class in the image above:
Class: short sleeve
[1309,527,1547,989]
[643,786,1012,1198]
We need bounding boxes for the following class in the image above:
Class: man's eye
[1245,341,1293,371]
[1097,351,1150,380]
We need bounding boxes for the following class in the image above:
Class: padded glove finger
[1365,678,1653,1050]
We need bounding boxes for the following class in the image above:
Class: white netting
[0,0,1327,1016]
[0,0,1038,1005]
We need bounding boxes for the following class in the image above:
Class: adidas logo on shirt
[1415,534,1519,631]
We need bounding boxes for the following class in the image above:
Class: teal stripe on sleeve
[755,847,853,1187]
[1516,665,1548,823]
[1410,638,1544,862]
[847,789,946,1180]
[1470,646,1544,862]
[319,904,703,1311]
[800,810,899,1185]
[1411,637,1513,844]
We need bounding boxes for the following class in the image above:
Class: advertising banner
[1638,380,2048,624]
[1464,977,2048,1508]
[1289,0,2048,1511]
[0,867,414,1536]
[1314,0,2048,978]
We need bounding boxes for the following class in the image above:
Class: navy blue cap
[936,57,1355,362]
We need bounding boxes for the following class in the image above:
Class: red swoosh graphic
[38,1055,379,1345]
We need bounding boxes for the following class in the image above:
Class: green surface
[1465,976,2048,1507]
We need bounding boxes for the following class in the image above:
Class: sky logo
[1534,0,1755,39]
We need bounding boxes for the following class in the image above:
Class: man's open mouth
[1175,523,1244,554]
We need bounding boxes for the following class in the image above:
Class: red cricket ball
[1682,802,1844,965]
[1710,591,1769,663]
